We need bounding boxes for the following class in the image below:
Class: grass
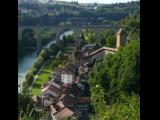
[31,58,68,96]
[32,60,52,96]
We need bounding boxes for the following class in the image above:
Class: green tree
[18,94,34,120]
[100,29,116,48]
[38,28,55,46]
[89,40,140,120]
[81,29,96,44]
[25,71,34,86]
[21,28,36,47]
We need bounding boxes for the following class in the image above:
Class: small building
[42,95,55,107]
[53,107,75,119]
[55,94,76,107]
[41,85,62,98]
[76,97,91,113]
[61,64,76,87]
[81,43,96,51]
[76,83,85,91]
[86,47,116,62]
[49,104,75,120]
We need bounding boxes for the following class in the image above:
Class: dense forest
[88,13,140,120]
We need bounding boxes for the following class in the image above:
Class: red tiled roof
[117,27,123,35]
[53,107,74,119]
[57,94,76,105]
[41,85,61,96]
[48,86,62,95]
[77,97,91,104]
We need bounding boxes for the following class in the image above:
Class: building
[116,27,127,49]
[53,107,75,119]
[76,97,91,113]
[61,64,76,87]
[41,85,62,98]
[86,47,116,62]
[49,104,75,120]
[55,94,76,107]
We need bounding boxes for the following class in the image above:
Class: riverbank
[18,29,75,94]
[31,58,68,96]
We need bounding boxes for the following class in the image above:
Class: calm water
[18,29,74,93]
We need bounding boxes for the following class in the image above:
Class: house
[32,96,43,112]
[41,95,55,107]
[79,65,89,76]
[54,63,76,87]
[54,68,65,78]
[86,47,116,62]
[81,43,96,51]
[53,107,75,119]
[61,64,76,87]
[76,97,91,113]
[73,48,86,67]
[49,104,75,120]
[48,81,62,89]
[76,83,85,91]
[41,85,62,98]
[55,94,76,107]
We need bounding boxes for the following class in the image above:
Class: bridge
[19,25,120,55]
[18,25,119,40]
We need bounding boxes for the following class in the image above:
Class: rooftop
[77,97,91,104]
[53,107,75,119]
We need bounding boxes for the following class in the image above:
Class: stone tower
[116,27,126,50]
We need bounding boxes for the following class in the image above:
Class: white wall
[61,74,73,84]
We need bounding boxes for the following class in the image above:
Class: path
[29,61,47,92]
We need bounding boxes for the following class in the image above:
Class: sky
[58,0,139,4]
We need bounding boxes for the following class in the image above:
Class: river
[18,29,74,93]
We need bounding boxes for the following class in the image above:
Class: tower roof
[117,27,123,35]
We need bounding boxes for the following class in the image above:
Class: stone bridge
[18,25,119,55]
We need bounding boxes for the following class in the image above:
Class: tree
[18,94,34,120]
[49,44,60,56]
[38,28,55,46]
[21,28,36,47]
[100,29,116,48]
[25,71,34,86]
[81,29,96,44]
[89,40,140,119]
[33,56,44,70]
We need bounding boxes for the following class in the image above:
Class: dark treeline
[18,1,140,26]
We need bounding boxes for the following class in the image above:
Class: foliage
[38,28,56,46]
[24,48,50,93]
[89,40,140,119]
[49,43,61,56]
[121,14,140,40]
[18,94,34,119]
[80,29,96,44]
[21,28,36,47]
[100,29,116,48]
[18,1,139,26]
[25,71,34,86]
